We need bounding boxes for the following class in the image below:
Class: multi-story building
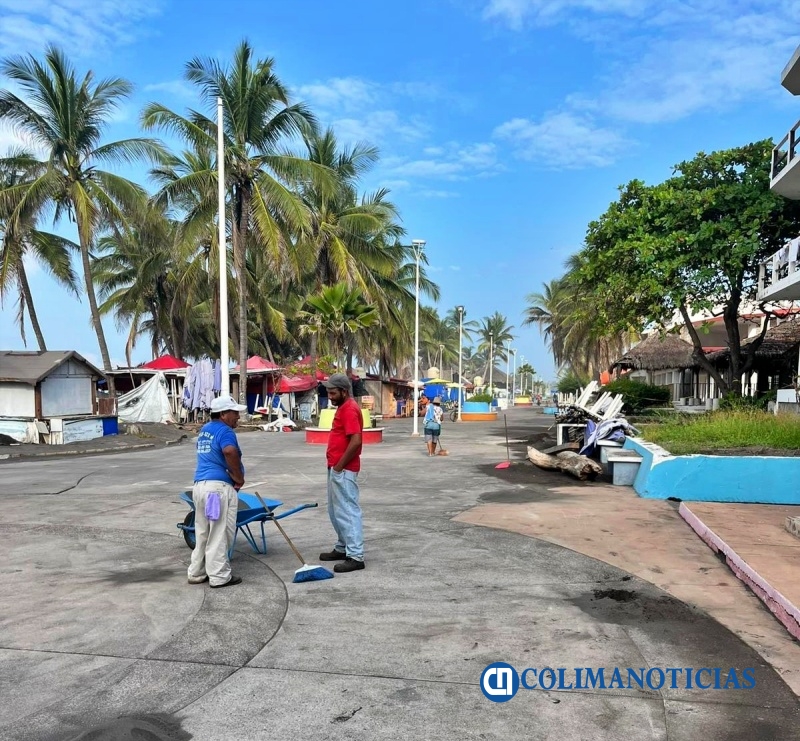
[761,44,800,302]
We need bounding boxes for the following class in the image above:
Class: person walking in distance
[187,395,247,588]
[319,374,365,573]
[423,396,444,456]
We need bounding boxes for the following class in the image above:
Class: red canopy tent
[140,354,190,370]
[270,375,319,393]
[235,355,281,372]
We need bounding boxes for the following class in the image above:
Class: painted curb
[679,502,800,641]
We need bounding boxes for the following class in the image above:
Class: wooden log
[527,446,603,480]
[527,445,560,470]
[556,451,603,480]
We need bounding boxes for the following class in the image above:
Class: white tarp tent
[117,372,175,424]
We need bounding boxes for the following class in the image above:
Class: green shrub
[719,390,776,412]
[602,378,671,413]
[468,392,494,403]
[557,372,586,395]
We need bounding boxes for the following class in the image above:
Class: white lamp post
[488,331,494,397]
[217,97,229,396]
[511,349,518,407]
[457,306,464,422]
[411,239,426,436]
[506,343,511,405]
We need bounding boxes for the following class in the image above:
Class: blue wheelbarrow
[177,490,318,558]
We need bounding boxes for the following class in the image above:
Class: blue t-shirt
[194,420,243,485]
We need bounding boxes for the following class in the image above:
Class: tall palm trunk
[18,262,46,351]
[76,215,115,395]
[232,185,251,404]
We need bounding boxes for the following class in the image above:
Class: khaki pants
[187,480,238,586]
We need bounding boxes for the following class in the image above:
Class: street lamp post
[511,349,518,407]
[457,306,464,422]
[411,239,426,436]
[217,97,230,396]
[506,343,511,406]
[488,331,494,398]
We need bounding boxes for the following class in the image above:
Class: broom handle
[254,491,307,566]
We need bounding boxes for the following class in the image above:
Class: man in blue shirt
[187,395,247,588]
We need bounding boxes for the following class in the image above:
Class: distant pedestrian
[423,396,444,456]
[187,395,247,588]
[319,374,365,573]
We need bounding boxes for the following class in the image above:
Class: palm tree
[477,312,515,379]
[0,149,79,349]
[524,267,635,378]
[0,47,162,386]
[143,40,328,403]
[298,283,378,368]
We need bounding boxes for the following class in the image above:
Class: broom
[495,414,512,469]
[254,492,333,583]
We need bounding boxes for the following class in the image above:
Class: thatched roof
[612,333,696,371]
[706,320,800,362]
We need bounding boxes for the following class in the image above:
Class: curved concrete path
[0,411,798,740]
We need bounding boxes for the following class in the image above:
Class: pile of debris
[526,384,637,481]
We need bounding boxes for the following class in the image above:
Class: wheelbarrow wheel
[182,511,196,549]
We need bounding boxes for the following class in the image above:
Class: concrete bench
[596,439,624,472]
[607,449,644,486]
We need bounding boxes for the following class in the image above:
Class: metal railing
[772,119,800,179]
[758,235,800,297]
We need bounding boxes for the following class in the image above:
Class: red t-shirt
[326,398,363,472]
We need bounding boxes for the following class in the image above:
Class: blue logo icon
[480,662,519,702]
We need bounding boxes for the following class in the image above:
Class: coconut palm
[476,312,515,379]
[142,40,331,402]
[0,149,79,349]
[0,47,162,383]
[297,282,378,368]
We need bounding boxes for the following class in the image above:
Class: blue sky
[1,0,799,381]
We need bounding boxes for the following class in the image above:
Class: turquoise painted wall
[624,437,800,504]
[463,401,491,413]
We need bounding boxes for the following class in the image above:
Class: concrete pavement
[0,411,798,740]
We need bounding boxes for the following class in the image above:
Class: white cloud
[0,0,162,56]
[482,0,800,125]
[298,77,378,113]
[385,142,500,181]
[144,79,196,101]
[482,0,644,29]
[494,112,630,168]
[332,110,429,145]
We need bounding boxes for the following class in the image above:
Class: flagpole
[217,97,229,395]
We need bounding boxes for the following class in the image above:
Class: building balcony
[782,44,800,95]
[758,237,800,301]
[771,120,800,199]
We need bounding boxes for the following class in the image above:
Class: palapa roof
[706,320,800,362]
[612,333,697,371]
[0,350,104,385]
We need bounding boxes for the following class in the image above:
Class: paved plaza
[1,411,798,740]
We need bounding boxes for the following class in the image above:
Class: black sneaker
[319,549,347,561]
[334,558,365,573]
[210,575,242,588]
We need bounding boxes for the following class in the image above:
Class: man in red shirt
[319,373,365,572]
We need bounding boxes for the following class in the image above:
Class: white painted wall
[0,382,35,417]
[40,359,93,417]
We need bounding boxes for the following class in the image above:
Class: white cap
[210,395,247,413]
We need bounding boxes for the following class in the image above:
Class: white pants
[187,480,238,586]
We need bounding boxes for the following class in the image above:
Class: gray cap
[323,373,352,392]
